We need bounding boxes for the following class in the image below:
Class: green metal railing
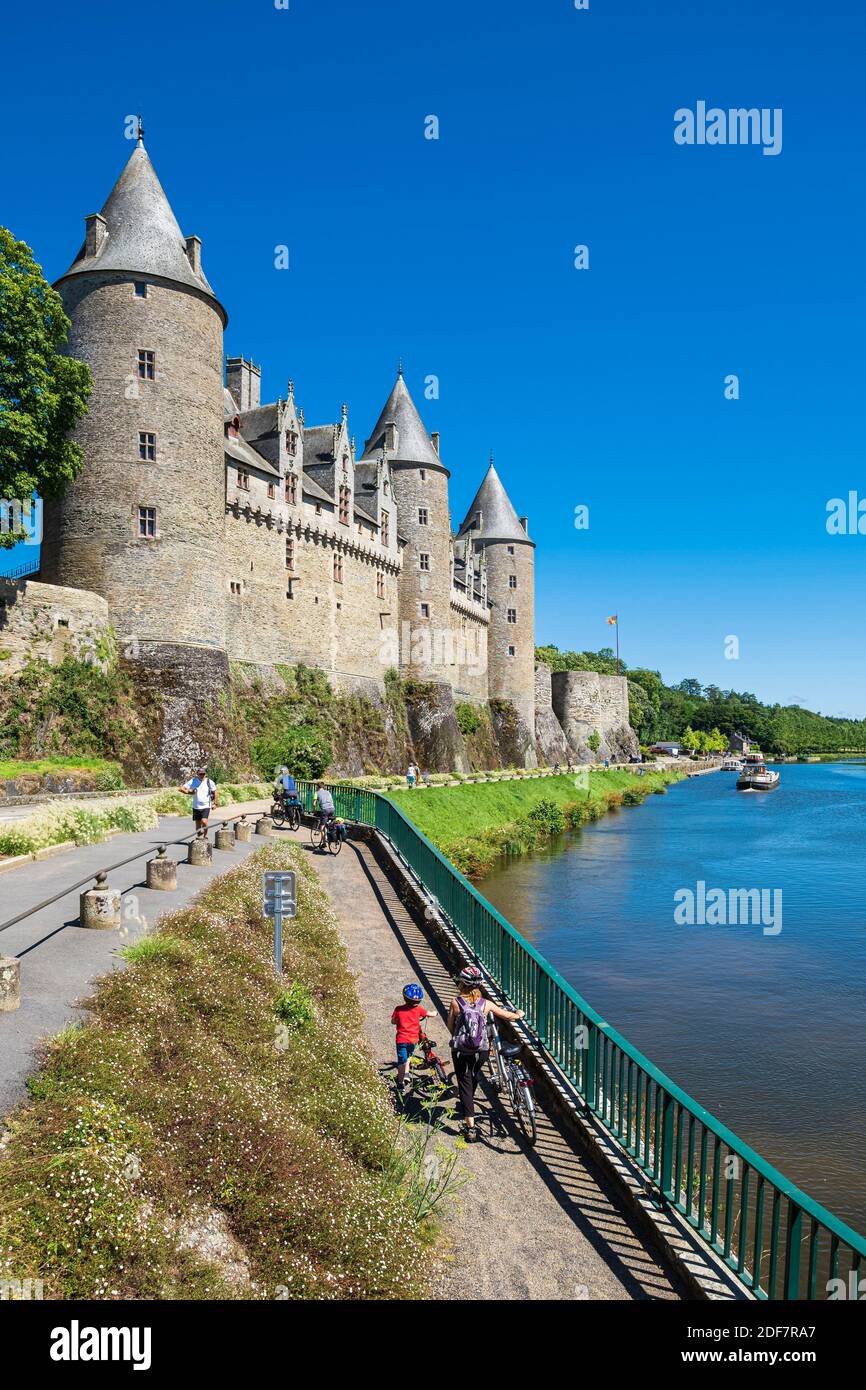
[299,778,866,1299]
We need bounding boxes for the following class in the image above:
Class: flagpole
[616,618,620,676]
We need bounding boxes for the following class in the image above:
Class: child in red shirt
[391,984,427,1092]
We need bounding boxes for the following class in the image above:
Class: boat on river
[736,756,780,791]
[721,757,744,772]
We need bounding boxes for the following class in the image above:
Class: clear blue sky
[3,0,864,716]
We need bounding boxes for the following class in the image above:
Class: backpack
[453,994,487,1054]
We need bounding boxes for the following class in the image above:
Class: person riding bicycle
[274,766,300,809]
[447,964,524,1142]
[314,782,336,839]
[391,983,428,1095]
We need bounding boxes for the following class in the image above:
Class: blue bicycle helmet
[402,983,424,1003]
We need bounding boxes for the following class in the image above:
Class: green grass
[0,756,124,785]
[0,843,439,1300]
[388,769,683,876]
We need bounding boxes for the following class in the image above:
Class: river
[478,761,866,1233]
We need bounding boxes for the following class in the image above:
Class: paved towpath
[0,800,270,1117]
[311,835,684,1302]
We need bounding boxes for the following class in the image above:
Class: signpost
[263,870,297,975]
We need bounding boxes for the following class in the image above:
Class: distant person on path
[314,781,335,825]
[448,965,524,1142]
[179,767,217,836]
[406,763,417,789]
[391,983,427,1095]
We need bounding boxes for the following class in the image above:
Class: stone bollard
[255,815,274,837]
[0,955,20,1013]
[214,826,235,851]
[146,845,177,891]
[187,836,213,866]
[234,816,252,843]
[80,871,122,930]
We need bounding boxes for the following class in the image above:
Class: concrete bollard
[187,836,213,866]
[234,816,252,843]
[146,845,177,891]
[80,872,122,930]
[255,816,274,837]
[214,827,235,851]
[0,955,20,1013]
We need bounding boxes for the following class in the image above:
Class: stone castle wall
[42,273,227,657]
[0,579,111,675]
[534,662,569,764]
[551,669,638,763]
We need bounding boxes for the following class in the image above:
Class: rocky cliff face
[551,670,639,763]
[534,663,570,765]
[403,682,470,774]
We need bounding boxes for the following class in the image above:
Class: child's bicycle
[486,1013,538,1146]
[310,814,346,854]
[398,1025,450,1102]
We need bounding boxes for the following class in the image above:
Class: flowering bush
[0,799,160,857]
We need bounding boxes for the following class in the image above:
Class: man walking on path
[179,767,217,836]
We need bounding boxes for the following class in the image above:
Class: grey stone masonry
[0,579,110,675]
[551,670,639,764]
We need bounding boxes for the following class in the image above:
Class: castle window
[138,431,156,462]
[507,608,517,624]
[507,545,515,555]
[285,473,297,505]
[509,574,517,589]
[237,468,250,491]
[418,507,429,525]
[285,538,294,571]
[419,470,426,481]
[339,484,350,526]
[381,509,390,546]
[267,482,276,500]
[376,571,385,599]
[315,503,322,516]
[286,580,294,600]
[285,430,298,456]
[137,350,155,381]
[229,580,243,596]
[420,602,430,619]
[137,506,156,539]
[134,282,147,298]
[383,478,389,495]
[333,553,344,584]
[419,552,430,571]
[507,645,515,657]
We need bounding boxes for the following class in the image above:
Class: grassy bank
[0,756,124,786]
[0,844,437,1299]
[388,768,684,876]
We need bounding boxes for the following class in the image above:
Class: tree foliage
[0,228,92,544]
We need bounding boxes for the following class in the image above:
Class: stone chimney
[185,235,202,275]
[431,431,440,455]
[225,356,262,413]
[84,213,107,258]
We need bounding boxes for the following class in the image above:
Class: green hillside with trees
[536,645,866,756]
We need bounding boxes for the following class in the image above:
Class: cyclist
[314,782,336,845]
[391,983,428,1094]
[274,766,300,810]
[447,964,524,1142]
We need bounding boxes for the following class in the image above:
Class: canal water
[478,762,866,1233]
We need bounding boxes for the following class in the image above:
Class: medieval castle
[2,134,637,775]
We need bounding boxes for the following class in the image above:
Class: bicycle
[310,813,343,855]
[486,1013,537,1145]
[271,793,302,832]
[414,1024,450,1087]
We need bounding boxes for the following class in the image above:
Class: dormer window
[339,485,350,526]
[285,430,298,456]
[267,482,276,500]
[237,468,250,491]
[285,473,297,505]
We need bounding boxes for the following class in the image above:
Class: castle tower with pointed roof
[41,135,228,744]
[456,460,536,729]
[362,370,453,681]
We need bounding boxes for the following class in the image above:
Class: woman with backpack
[448,964,524,1142]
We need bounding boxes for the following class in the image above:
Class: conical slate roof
[57,141,224,316]
[362,372,444,471]
[457,462,532,545]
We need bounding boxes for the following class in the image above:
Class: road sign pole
[274,908,282,976]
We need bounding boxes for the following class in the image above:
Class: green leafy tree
[0,228,92,546]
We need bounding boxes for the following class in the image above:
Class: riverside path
[310,834,685,1301]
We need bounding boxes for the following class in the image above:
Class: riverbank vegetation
[538,644,866,756]
[0,844,439,1299]
[388,768,682,877]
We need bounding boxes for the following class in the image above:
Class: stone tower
[456,461,536,729]
[41,134,229,766]
[362,371,451,680]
